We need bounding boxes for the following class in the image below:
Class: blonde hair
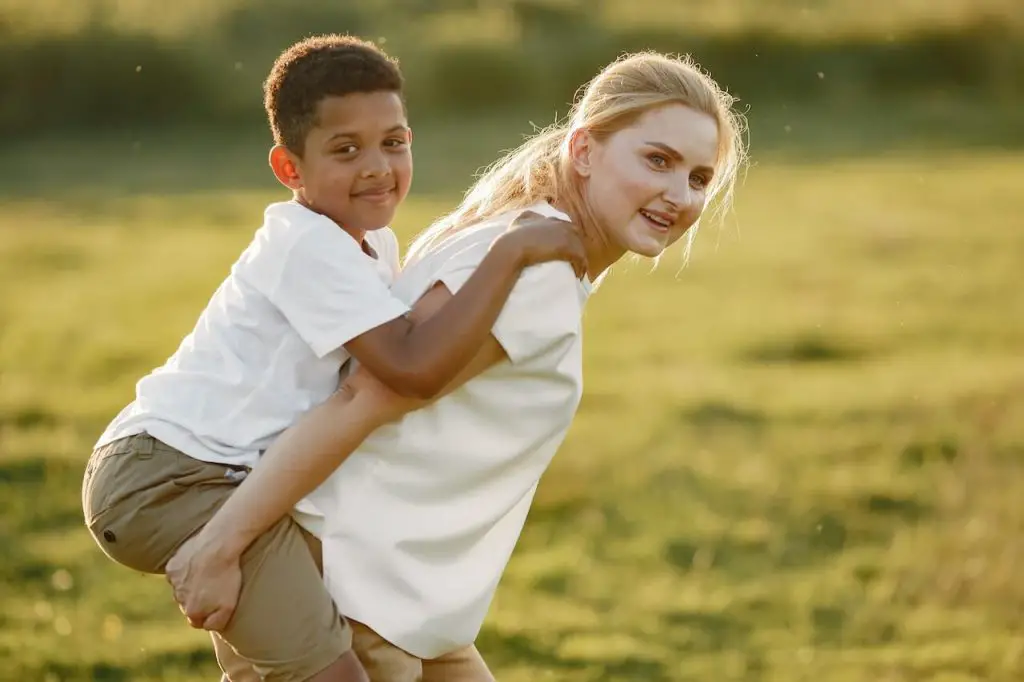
[406,50,748,264]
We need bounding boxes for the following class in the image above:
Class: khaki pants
[82,433,351,682]
[351,621,495,682]
[217,527,497,682]
[218,618,496,682]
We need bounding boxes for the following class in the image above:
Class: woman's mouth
[639,208,673,233]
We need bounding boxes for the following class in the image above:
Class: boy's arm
[165,283,507,632]
[344,211,584,400]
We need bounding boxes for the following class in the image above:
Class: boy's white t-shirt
[303,201,593,659]
[95,201,408,470]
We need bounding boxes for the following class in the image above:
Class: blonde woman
[169,50,747,682]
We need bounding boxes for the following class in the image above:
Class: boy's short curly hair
[263,34,404,156]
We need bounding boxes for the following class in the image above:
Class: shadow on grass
[740,332,869,365]
[477,627,673,681]
[36,647,216,682]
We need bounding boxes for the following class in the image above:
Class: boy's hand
[496,211,588,278]
[165,531,242,632]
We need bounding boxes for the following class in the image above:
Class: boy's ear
[269,145,303,190]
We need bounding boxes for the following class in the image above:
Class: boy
[81,34,584,682]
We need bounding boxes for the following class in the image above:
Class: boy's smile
[351,179,398,204]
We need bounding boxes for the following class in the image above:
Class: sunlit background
[2,1,1023,680]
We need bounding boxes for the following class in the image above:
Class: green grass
[2,124,1023,681]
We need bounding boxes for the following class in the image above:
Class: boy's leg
[349,621,422,682]
[82,433,360,681]
[211,520,366,682]
[212,633,260,682]
[297,529,488,682]
[218,514,359,680]
[421,646,495,682]
[345,620,493,682]
[83,433,230,574]
[213,627,365,682]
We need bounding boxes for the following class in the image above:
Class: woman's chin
[628,238,668,259]
[619,223,671,258]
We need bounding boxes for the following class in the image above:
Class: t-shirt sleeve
[433,240,581,365]
[367,227,403,279]
[384,229,403,278]
[245,225,410,359]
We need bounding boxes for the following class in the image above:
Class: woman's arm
[165,283,508,631]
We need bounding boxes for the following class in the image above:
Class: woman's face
[574,103,720,259]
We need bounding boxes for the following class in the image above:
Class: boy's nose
[361,150,392,178]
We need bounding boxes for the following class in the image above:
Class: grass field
[2,120,1023,681]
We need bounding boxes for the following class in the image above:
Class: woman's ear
[269,145,303,190]
[567,128,594,178]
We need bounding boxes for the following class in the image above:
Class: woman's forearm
[196,386,391,561]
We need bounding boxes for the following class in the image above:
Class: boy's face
[274,91,412,237]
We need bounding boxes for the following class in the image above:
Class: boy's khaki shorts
[82,433,352,682]
[349,621,496,682]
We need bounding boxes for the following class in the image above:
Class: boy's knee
[306,651,369,682]
[221,519,353,681]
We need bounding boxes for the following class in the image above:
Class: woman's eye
[648,154,668,168]
[690,174,709,189]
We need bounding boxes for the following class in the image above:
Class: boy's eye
[384,138,408,148]
[334,144,358,155]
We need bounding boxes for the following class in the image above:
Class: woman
[170,50,747,681]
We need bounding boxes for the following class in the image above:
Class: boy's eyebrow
[326,124,410,144]
[645,141,715,174]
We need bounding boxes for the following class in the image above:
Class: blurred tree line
[0,0,1021,136]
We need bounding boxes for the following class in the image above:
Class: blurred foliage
[0,0,1021,135]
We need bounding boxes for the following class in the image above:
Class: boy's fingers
[569,253,585,278]
[508,210,539,230]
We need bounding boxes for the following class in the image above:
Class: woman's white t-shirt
[304,201,593,658]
